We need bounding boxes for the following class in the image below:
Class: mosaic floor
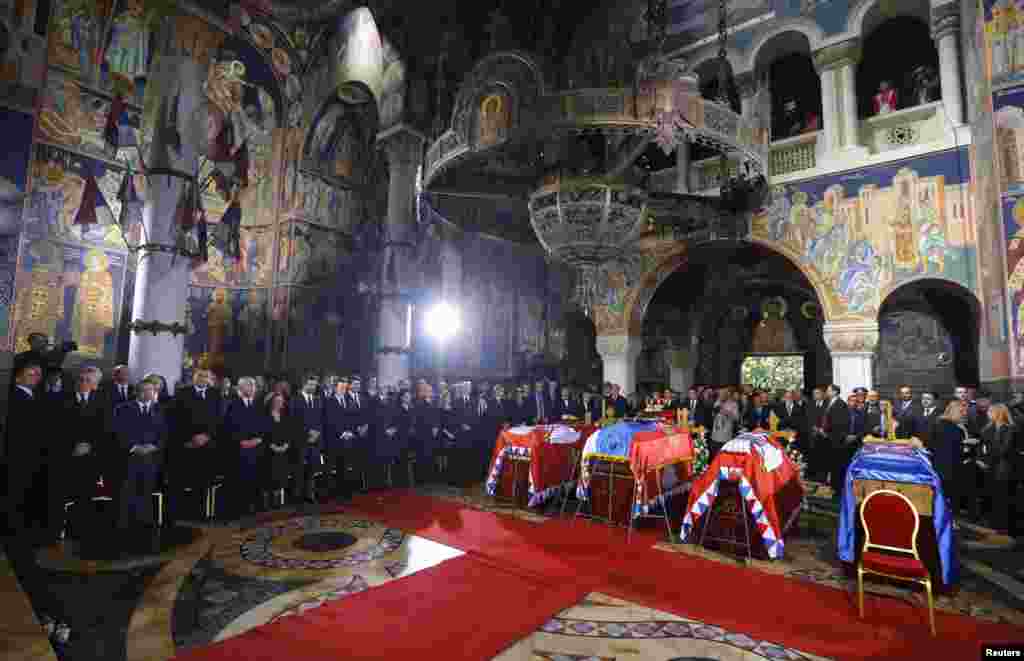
[495,592,831,661]
[5,483,1024,661]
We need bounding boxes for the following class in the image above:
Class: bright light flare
[425,302,460,341]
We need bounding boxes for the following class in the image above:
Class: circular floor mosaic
[292,531,359,553]
[239,517,405,570]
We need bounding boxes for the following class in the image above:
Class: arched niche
[875,278,981,397]
[693,57,741,115]
[751,30,821,142]
[637,241,831,389]
[855,1,939,119]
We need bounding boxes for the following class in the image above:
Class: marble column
[932,4,964,126]
[813,39,867,165]
[823,320,879,397]
[597,334,641,395]
[675,138,690,194]
[127,57,206,391]
[667,347,695,393]
[376,126,425,387]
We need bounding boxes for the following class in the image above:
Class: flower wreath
[692,429,710,477]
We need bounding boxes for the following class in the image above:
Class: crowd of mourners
[2,332,1019,547]
[642,383,1021,535]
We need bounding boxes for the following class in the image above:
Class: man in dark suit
[107,364,135,409]
[823,384,851,500]
[52,366,108,540]
[806,387,828,481]
[4,362,45,540]
[775,389,805,434]
[347,376,370,493]
[323,377,352,501]
[555,386,583,419]
[289,374,324,503]
[743,391,772,430]
[683,388,705,427]
[893,385,921,439]
[13,333,76,391]
[528,380,551,424]
[863,390,885,437]
[167,368,221,524]
[607,384,628,418]
[221,377,268,516]
[913,391,942,444]
[112,377,168,529]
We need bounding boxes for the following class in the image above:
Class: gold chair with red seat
[857,489,936,635]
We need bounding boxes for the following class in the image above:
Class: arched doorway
[641,241,830,393]
[875,278,981,398]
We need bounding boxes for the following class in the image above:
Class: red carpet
[345,491,1024,660]
[173,552,588,661]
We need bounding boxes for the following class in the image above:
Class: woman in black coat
[981,404,1017,533]
[264,392,295,507]
[928,400,967,518]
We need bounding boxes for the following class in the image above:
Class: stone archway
[594,240,834,395]
[876,277,982,398]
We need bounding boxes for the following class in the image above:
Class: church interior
[3,0,1024,659]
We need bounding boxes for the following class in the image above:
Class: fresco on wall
[191,223,274,288]
[47,0,153,102]
[875,309,956,392]
[1001,193,1024,371]
[751,148,976,319]
[277,221,352,286]
[184,286,268,376]
[285,285,346,373]
[982,0,1024,90]
[233,14,304,129]
[12,238,126,356]
[36,71,144,165]
[994,86,1024,195]
[971,0,1014,377]
[0,108,33,192]
[0,236,19,350]
[303,94,375,183]
[0,0,47,109]
[25,144,143,249]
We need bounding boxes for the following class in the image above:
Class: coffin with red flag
[680,432,804,559]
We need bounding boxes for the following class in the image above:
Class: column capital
[930,3,960,42]
[596,334,642,360]
[822,320,879,354]
[378,124,426,168]
[812,39,862,73]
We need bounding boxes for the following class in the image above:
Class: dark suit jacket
[554,397,584,419]
[106,383,136,409]
[824,398,851,447]
[774,402,805,433]
[893,400,921,439]
[172,387,222,457]
[864,404,884,437]
[57,391,110,467]
[743,406,771,431]
[222,399,270,458]
[5,386,45,466]
[323,394,351,451]
[289,392,324,448]
[113,401,168,467]
[914,406,943,443]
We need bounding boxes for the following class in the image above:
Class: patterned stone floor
[494,592,831,661]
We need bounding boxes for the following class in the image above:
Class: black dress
[265,413,296,491]
[927,419,964,512]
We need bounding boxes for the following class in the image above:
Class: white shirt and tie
[139,401,152,415]
[195,387,207,400]
[118,384,129,400]
[786,401,794,416]
[77,392,90,405]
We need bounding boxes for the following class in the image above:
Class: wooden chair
[858,489,936,635]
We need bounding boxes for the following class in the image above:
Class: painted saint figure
[892,207,920,271]
[72,250,115,356]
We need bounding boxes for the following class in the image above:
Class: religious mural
[303,92,375,183]
[476,91,511,148]
[972,0,1014,377]
[1002,193,1024,370]
[983,0,1024,91]
[47,0,155,103]
[875,309,956,393]
[184,285,268,376]
[36,71,144,166]
[277,221,352,287]
[0,0,47,109]
[751,148,976,319]
[994,85,1024,194]
[25,143,143,249]
[11,238,126,356]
